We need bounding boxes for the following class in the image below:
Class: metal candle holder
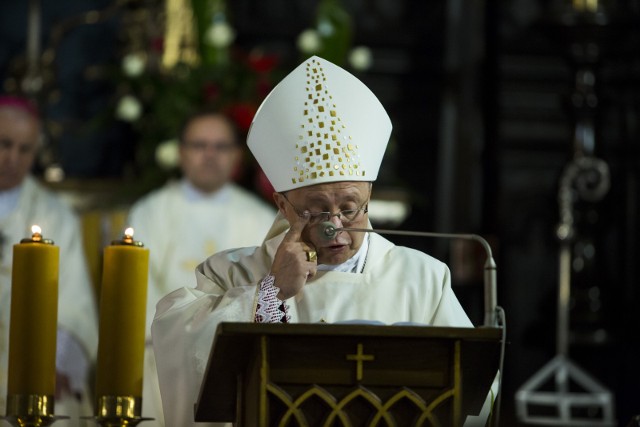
[89,396,151,427]
[1,394,68,427]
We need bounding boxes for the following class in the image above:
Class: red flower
[225,103,256,132]
[257,77,272,98]
[151,37,164,53]
[203,82,220,103]
[247,51,279,74]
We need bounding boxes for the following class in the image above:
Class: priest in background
[0,96,98,425]
[127,110,275,426]
[152,56,491,427]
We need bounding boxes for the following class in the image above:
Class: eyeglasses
[281,193,369,226]
[182,140,237,153]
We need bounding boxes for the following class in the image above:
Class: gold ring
[305,250,317,262]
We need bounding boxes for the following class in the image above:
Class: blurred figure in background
[0,95,98,426]
[127,110,275,425]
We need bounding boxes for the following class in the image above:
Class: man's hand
[271,212,318,300]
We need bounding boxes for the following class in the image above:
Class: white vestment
[151,213,474,427]
[0,176,98,426]
[127,180,275,426]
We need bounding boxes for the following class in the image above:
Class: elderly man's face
[0,107,40,191]
[179,115,240,193]
[275,181,372,265]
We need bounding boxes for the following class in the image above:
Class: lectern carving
[196,322,501,427]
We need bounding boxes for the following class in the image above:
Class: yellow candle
[7,225,59,396]
[95,227,149,398]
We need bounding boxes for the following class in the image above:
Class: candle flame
[124,227,134,238]
[31,225,42,235]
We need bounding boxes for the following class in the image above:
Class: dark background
[1,1,639,425]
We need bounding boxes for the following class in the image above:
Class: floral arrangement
[113,0,371,198]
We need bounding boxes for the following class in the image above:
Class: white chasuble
[152,213,474,427]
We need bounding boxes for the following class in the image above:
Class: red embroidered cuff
[255,275,290,323]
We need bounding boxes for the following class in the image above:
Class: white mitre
[247,55,392,192]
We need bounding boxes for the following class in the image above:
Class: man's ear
[272,192,286,214]
[230,145,242,167]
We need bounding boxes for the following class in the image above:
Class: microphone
[319,222,498,327]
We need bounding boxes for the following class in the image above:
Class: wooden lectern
[195,322,501,426]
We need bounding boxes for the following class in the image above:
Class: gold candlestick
[1,395,68,427]
[89,396,151,427]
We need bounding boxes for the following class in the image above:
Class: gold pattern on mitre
[247,55,391,192]
[292,58,364,185]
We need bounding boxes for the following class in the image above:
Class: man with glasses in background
[127,110,275,426]
[151,57,474,427]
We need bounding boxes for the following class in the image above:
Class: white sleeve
[150,272,257,427]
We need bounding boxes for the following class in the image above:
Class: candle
[95,227,149,398]
[7,225,58,396]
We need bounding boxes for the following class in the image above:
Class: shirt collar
[317,233,370,273]
[181,179,231,203]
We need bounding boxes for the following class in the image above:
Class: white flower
[155,139,180,170]
[296,29,321,54]
[349,46,373,71]
[205,22,236,48]
[43,164,65,183]
[121,53,146,77]
[317,19,334,37]
[115,95,142,122]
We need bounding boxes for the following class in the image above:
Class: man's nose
[2,147,20,165]
[329,214,344,227]
[204,144,228,157]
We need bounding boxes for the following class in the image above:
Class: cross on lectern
[345,343,374,381]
